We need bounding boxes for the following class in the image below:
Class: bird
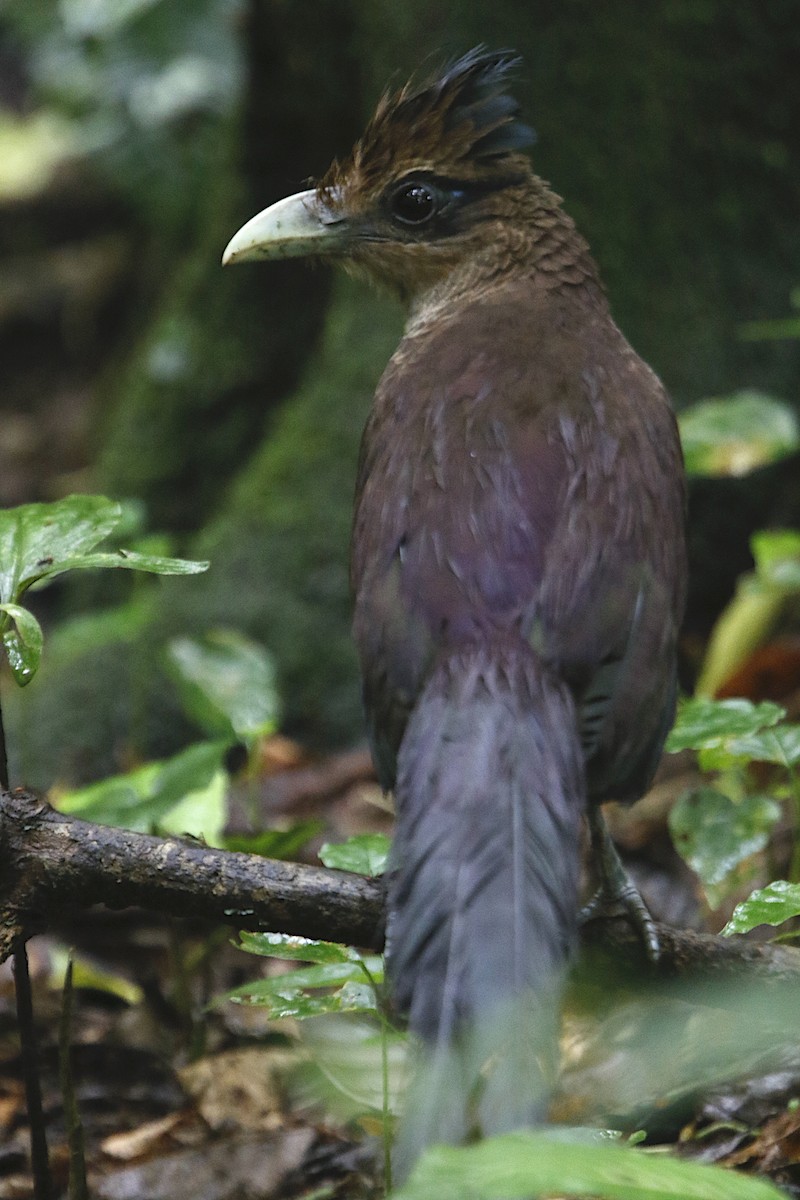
[223,48,687,1169]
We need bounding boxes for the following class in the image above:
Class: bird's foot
[580,808,660,963]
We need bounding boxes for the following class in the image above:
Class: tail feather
[386,640,585,1169]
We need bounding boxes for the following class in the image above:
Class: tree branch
[0,788,384,962]
[2,788,799,988]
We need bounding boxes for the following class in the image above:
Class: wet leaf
[723,880,800,936]
[238,931,359,965]
[0,601,43,685]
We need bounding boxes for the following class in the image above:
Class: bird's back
[352,275,686,798]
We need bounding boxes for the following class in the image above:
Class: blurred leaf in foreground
[679,391,799,477]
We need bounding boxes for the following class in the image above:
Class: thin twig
[0,680,9,793]
[59,957,89,1200]
[13,944,52,1200]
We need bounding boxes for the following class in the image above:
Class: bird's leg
[580,806,660,963]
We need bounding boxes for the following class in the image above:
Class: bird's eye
[389,181,438,226]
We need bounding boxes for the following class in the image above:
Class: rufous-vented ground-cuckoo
[224,49,687,1166]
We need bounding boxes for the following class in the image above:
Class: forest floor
[3,739,800,1199]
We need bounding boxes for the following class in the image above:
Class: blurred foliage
[696,529,800,698]
[679,393,800,479]
[668,697,800,913]
[393,1129,783,1200]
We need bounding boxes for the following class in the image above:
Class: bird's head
[222,49,541,303]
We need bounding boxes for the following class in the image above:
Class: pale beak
[222,189,348,265]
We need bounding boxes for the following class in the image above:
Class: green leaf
[0,495,207,608]
[229,959,383,994]
[50,946,143,1006]
[678,391,800,477]
[393,1130,784,1200]
[0,495,120,603]
[0,602,44,685]
[238,931,359,964]
[694,579,786,700]
[668,789,780,908]
[165,630,280,741]
[227,980,378,1019]
[223,952,381,1011]
[56,741,229,839]
[723,880,800,936]
[666,697,785,753]
[157,766,228,846]
[299,1014,407,1118]
[727,724,800,767]
[224,820,324,860]
[320,834,391,877]
[24,549,208,588]
[751,529,800,589]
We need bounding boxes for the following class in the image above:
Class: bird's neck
[406,183,604,336]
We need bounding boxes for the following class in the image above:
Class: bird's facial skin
[222,49,558,305]
[222,161,557,308]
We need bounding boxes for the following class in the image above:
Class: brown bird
[224,49,687,1166]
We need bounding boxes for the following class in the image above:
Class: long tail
[386,640,586,1171]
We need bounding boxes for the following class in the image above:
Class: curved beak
[222,189,348,265]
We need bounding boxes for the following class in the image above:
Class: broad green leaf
[166,630,280,741]
[56,741,228,837]
[0,495,120,603]
[24,549,208,588]
[723,880,800,936]
[224,820,324,860]
[0,602,44,685]
[666,697,785,753]
[320,834,391,877]
[227,980,378,1019]
[238,931,359,964]
[300,1014,407,1118]
[157,765,227,846]
[393,1129,784,1200]
[678,391,800,477]
[0,495,207,608]
[669,788,780,906]
[227,959,383,996]
[727,724,800,767]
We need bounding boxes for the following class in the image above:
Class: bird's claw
[579,880,661,963]
[582,807,661,964]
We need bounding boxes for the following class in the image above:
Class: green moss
[10,277,402,786]
[166,275,403,745]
